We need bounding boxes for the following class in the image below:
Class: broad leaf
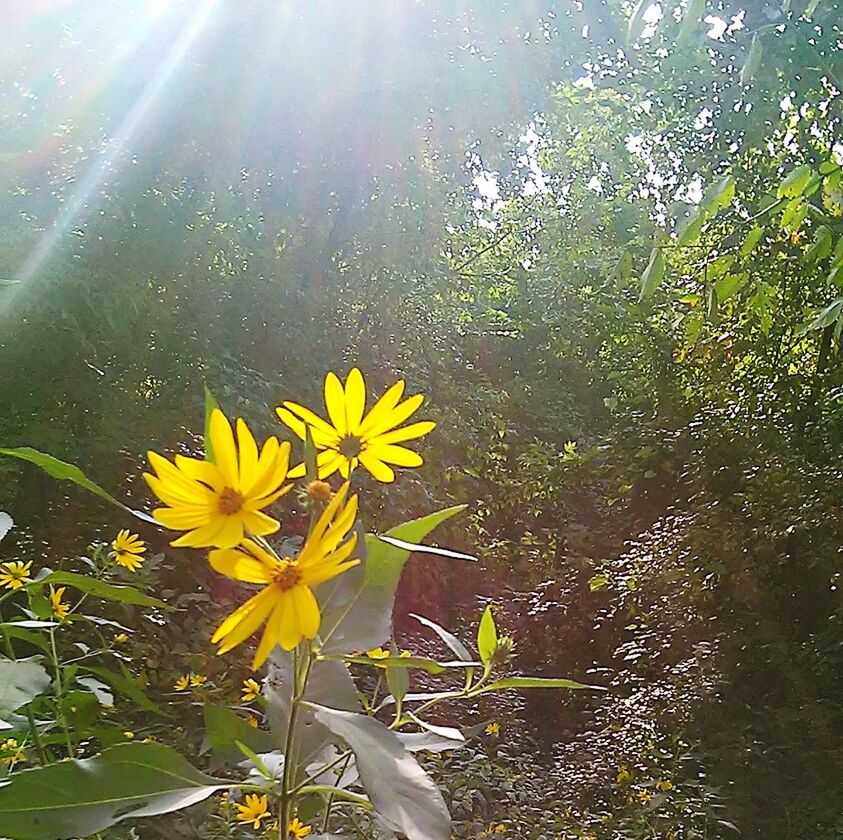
[0,448,155,524]
[0,512,12,543]
[678,0,705,42]
[31,571,166,609]
[319,506,466,654]
[0,657,50,717]
[306,702,451,840]
[777,164,812,199]
[203,703,275,761]
[739,34,763,85]
[79,663,168,716]
[0,742,232,838]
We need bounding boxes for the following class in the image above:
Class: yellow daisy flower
[242,677,261,702]
[276,368,435,483]
[210,483,359,669]
[144,409,292,549]
[189,673,207,688]
[173,674,192,691]
[112,529,146,572]
[288,817,312,838]
[485,721,500,736]
[236,793,270,829]
[365,647,390,659]
[49,585,70,620]
[0,560,33,590]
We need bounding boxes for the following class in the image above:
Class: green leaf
[703,176,736,214]
[678,0,706,42]
[0,657,50,717]
[376,535,476,563]
[202,703,275,760]
[75,676,114,707]
[477,606,498,668]
[386,654,410,709]
[639,247,665,301]
[740,224,764,257]
[31,571,166,609]
[805,225,833,263]
[676,207,705,247]
[713,273,748,303]
[329,655,477,674]
[408,613,473,662]
[479,676,606,692]
[305,702,451,840]
[79,663,168,717]
[234,740,275,781]
[0,742,233,838]
[811,298,843,330]
[203,385,220,463]
[319,506,466,654]
[777,164,812,199]
[740,34,763,84]
[0,448,155,524]
[588,574,610,592]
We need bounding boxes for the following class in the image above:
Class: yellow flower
[49,585,70,620]
[210,483,359,670]
[247,716,259,728]
[237,793,270,829]
[0,738,25,765]
[655,779,673,791]
[637,789,653,803]
[123,731,135,739]
[173,674,192,691]
[0,560,33,590]
[494,826,506,834]
[189,674,207,688]
[113,633,129,644]
[365,647,390,659]
[276,368,435,483]
[616,766,632,785]
[144,409,291,549]
[485,721,500,736]
[288,818,312,838]
[242,677,261,702]
[112,530,146,572]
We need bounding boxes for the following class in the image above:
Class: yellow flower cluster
[143,370,434,670]
[173,673,207,691]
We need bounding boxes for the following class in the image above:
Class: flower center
[272,559,302,591]
[218,487,245,515]
[338,435,363,458]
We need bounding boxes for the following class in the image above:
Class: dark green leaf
[202,703,275,760]
[0,657,50,717]
[479,676,606,692]
[79,663,168,717]
[0,742,232,838]
[31,571,166,609]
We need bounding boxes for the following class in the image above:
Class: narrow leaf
[479,676,606,692]
[408,613,473,662]
[203,385,220,463]
[639,247,665,301]
[31,571,166,609]
[477,606,497,668]
[376,535,476,563]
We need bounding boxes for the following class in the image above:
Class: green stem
[48,627,73,756]
[0,606,47,764]
[319,753,354,833]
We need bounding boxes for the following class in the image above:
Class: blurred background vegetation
[1,0,842,837]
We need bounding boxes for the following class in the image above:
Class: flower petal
[344,368,366,434]
[253,596,288,667]
[357,379,405,437]
[236,419,260,492]
[364,443,424,467]
[209,409,239,487]
[209,547,274,584]
[324,372,347,436]
[362,393,424,440]
[358,451,395,483]
[173,456,224,492]
[213,586,277,652]
[370,420,436,446]
[277,402,341,444]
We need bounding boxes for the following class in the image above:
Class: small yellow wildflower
[365,647,390,659]
[237,793,270,829]
[655,779,673,792]
[306,480,333,502]
[49,585,70,620]
[144,409,291,549]
[189,674,207,688]
[242,678,261,702]
[113,632,129,644]
[0,560,33,590]
[494,827,506,835]
[173,674,191,691]
[123,731,135,739]
[277,368,435,483]
[247,716,259,728]
[0,738,25,765]
[288,817,312,838]
[210,483,359,669]
[637,789,653,803]
[485,722,500,736]
[112,530,146,572]
[616,766,632,785]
